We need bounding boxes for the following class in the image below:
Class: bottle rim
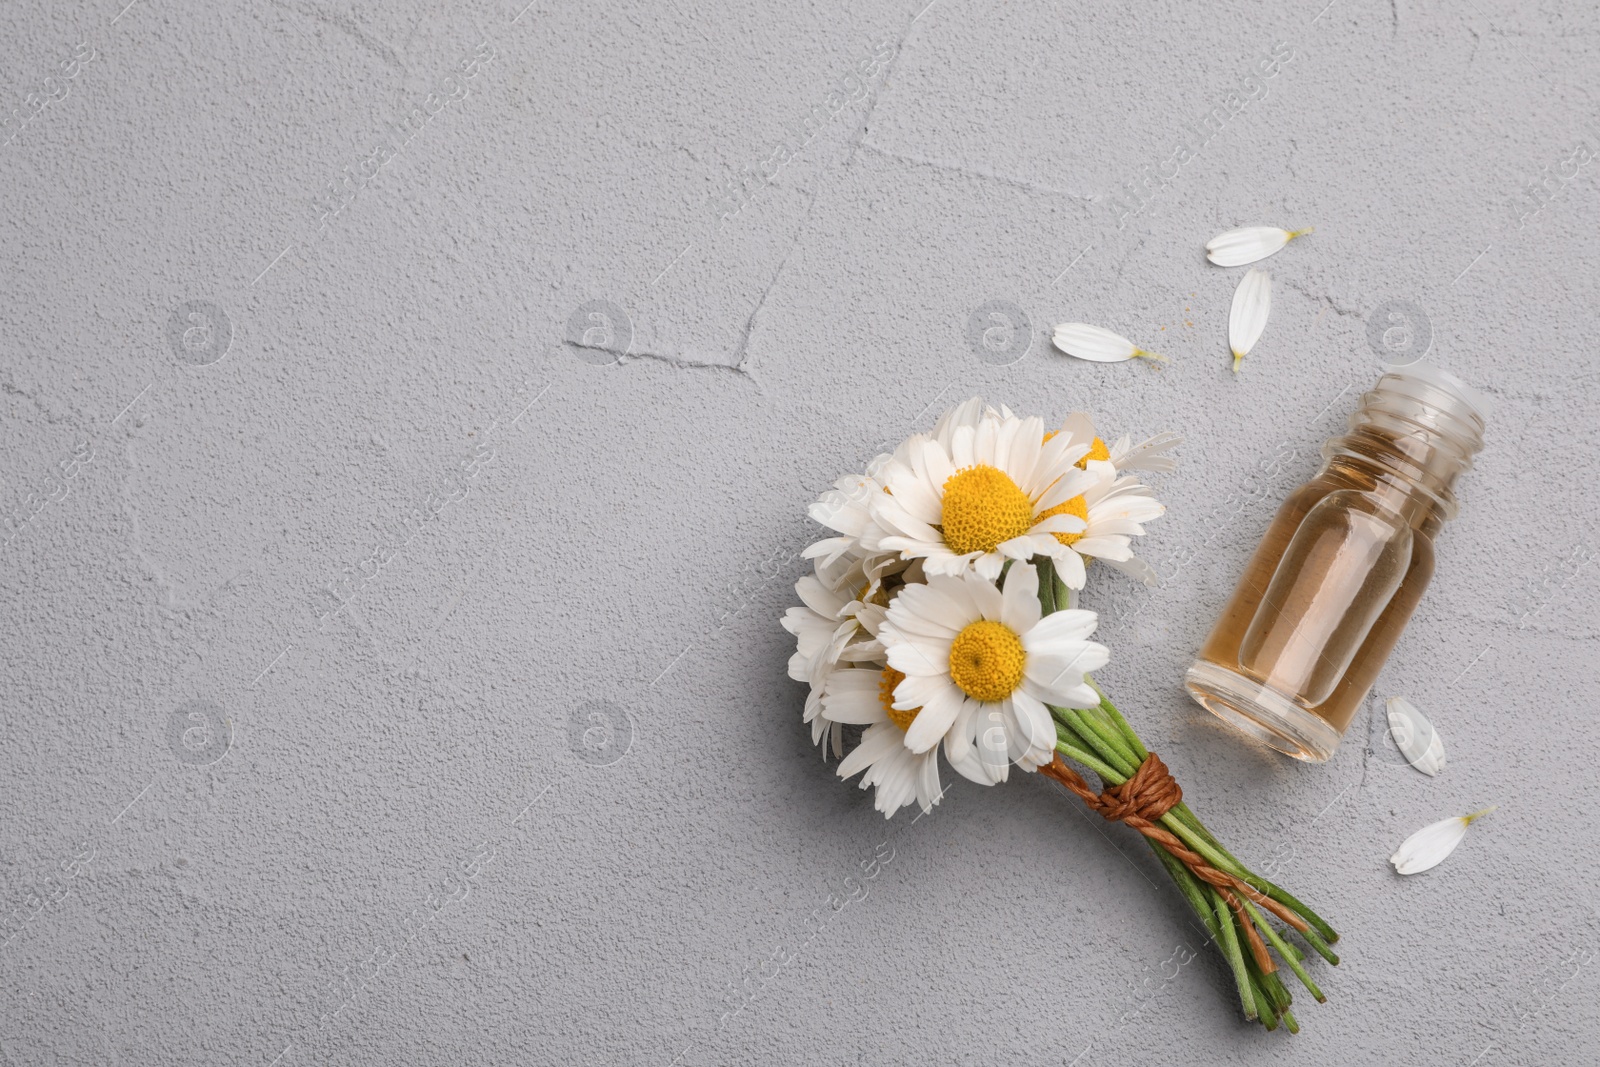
[1337,363,1487,520]
[1379,362,1492,429]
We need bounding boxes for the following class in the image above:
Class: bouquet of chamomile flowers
[783,398,1339,1032]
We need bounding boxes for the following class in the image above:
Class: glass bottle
[1184,364,1488,762]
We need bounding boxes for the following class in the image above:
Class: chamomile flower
[783,567,861,683]
[878,562,1107,784]
[783,561,881,755]
[1048,461,1167,589]
[1051,412,1183,475]
[823,666,944,817]
[805,412,936,564]
[867,410,1097,582]
[805,456,899,573]
[806,399,1007,570]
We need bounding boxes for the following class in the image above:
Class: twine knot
[1040,750,1310,976]
[1090,752,1182,824]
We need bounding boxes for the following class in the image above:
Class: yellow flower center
[1079,436,1111,468]
[1041,432,1111,468]
[879,667,920,731]
[854,579,890,608]
[1037,493,1089,547]
[940,465,1035,554]
[947,620,1026,702]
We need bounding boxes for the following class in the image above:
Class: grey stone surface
[1,0,1597,1063]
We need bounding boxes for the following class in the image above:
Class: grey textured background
[2,0,1597,1064]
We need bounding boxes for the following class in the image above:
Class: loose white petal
[1390,807,1496,875]
[1228,268,1271,374]
[1052,323,1165,364]
[1386,696,1446,776]
[1205,225,1313,266]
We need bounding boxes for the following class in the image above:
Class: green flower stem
[1094,691,1149,762]
[1085,693,1253,866]
[1188,841,1340,948]
[1051,570,1075,618]
[1248,964,1291,1036]
[1037,559,1060,615]
[1149,844,1258,1018]
[1155,846,1279,1025]
[1243,899,1325,1003]
[1075,707,1145,772]
[1090,688,1340,947]
[1150,841,1216,935]
[1052,739,1123,786]
[1060,709,1340,973]
[1162,808,1339,947]
[1211,892,1259,1022]
[1241,972,1280,1030]
[1154,812,1255,885]
[1207,853,1340,948]
[1298,924,1341,966]
[1151,798,1339,951]
[1253,883,1339,948]
[1258,965,1293,1014]
[1246,968,1280,1031]
[1058,709,1338,959]
[1056,708,1140,779]
[1032,557,1337,1029]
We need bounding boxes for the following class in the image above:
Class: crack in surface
[856,140,1101,203]
[1281,278,1363,319]
[725,183,822,377]
[843,16,911,170]
[568,339,756,381]
[613,349,756,379]
[112,430,201,616]
[579,184,824,383]
[2,378,83,426]
[271,0,410,75]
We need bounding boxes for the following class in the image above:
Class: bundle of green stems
[1035,559,1340,1033]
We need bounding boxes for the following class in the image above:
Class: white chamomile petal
[1228,268,1271,374]
[1047,463,1164,590]
[1047,413,1180,480]
[1109,431,1182,474]
[1205,225,1313,267]
[943,703,989,784]
[1098,554,1159,588]
[818,669,888,725]
[974,706,1011,784]
[1390,807,1496,875]
[1386,696,1446,777]
[823,664,946,818]
[1052,323,1165,365]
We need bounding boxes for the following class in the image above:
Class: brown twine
[1039,751,1309,975]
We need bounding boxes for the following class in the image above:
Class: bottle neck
[1320,367,1487,529]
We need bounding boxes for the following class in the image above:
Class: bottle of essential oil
[1185,364,1488,762]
